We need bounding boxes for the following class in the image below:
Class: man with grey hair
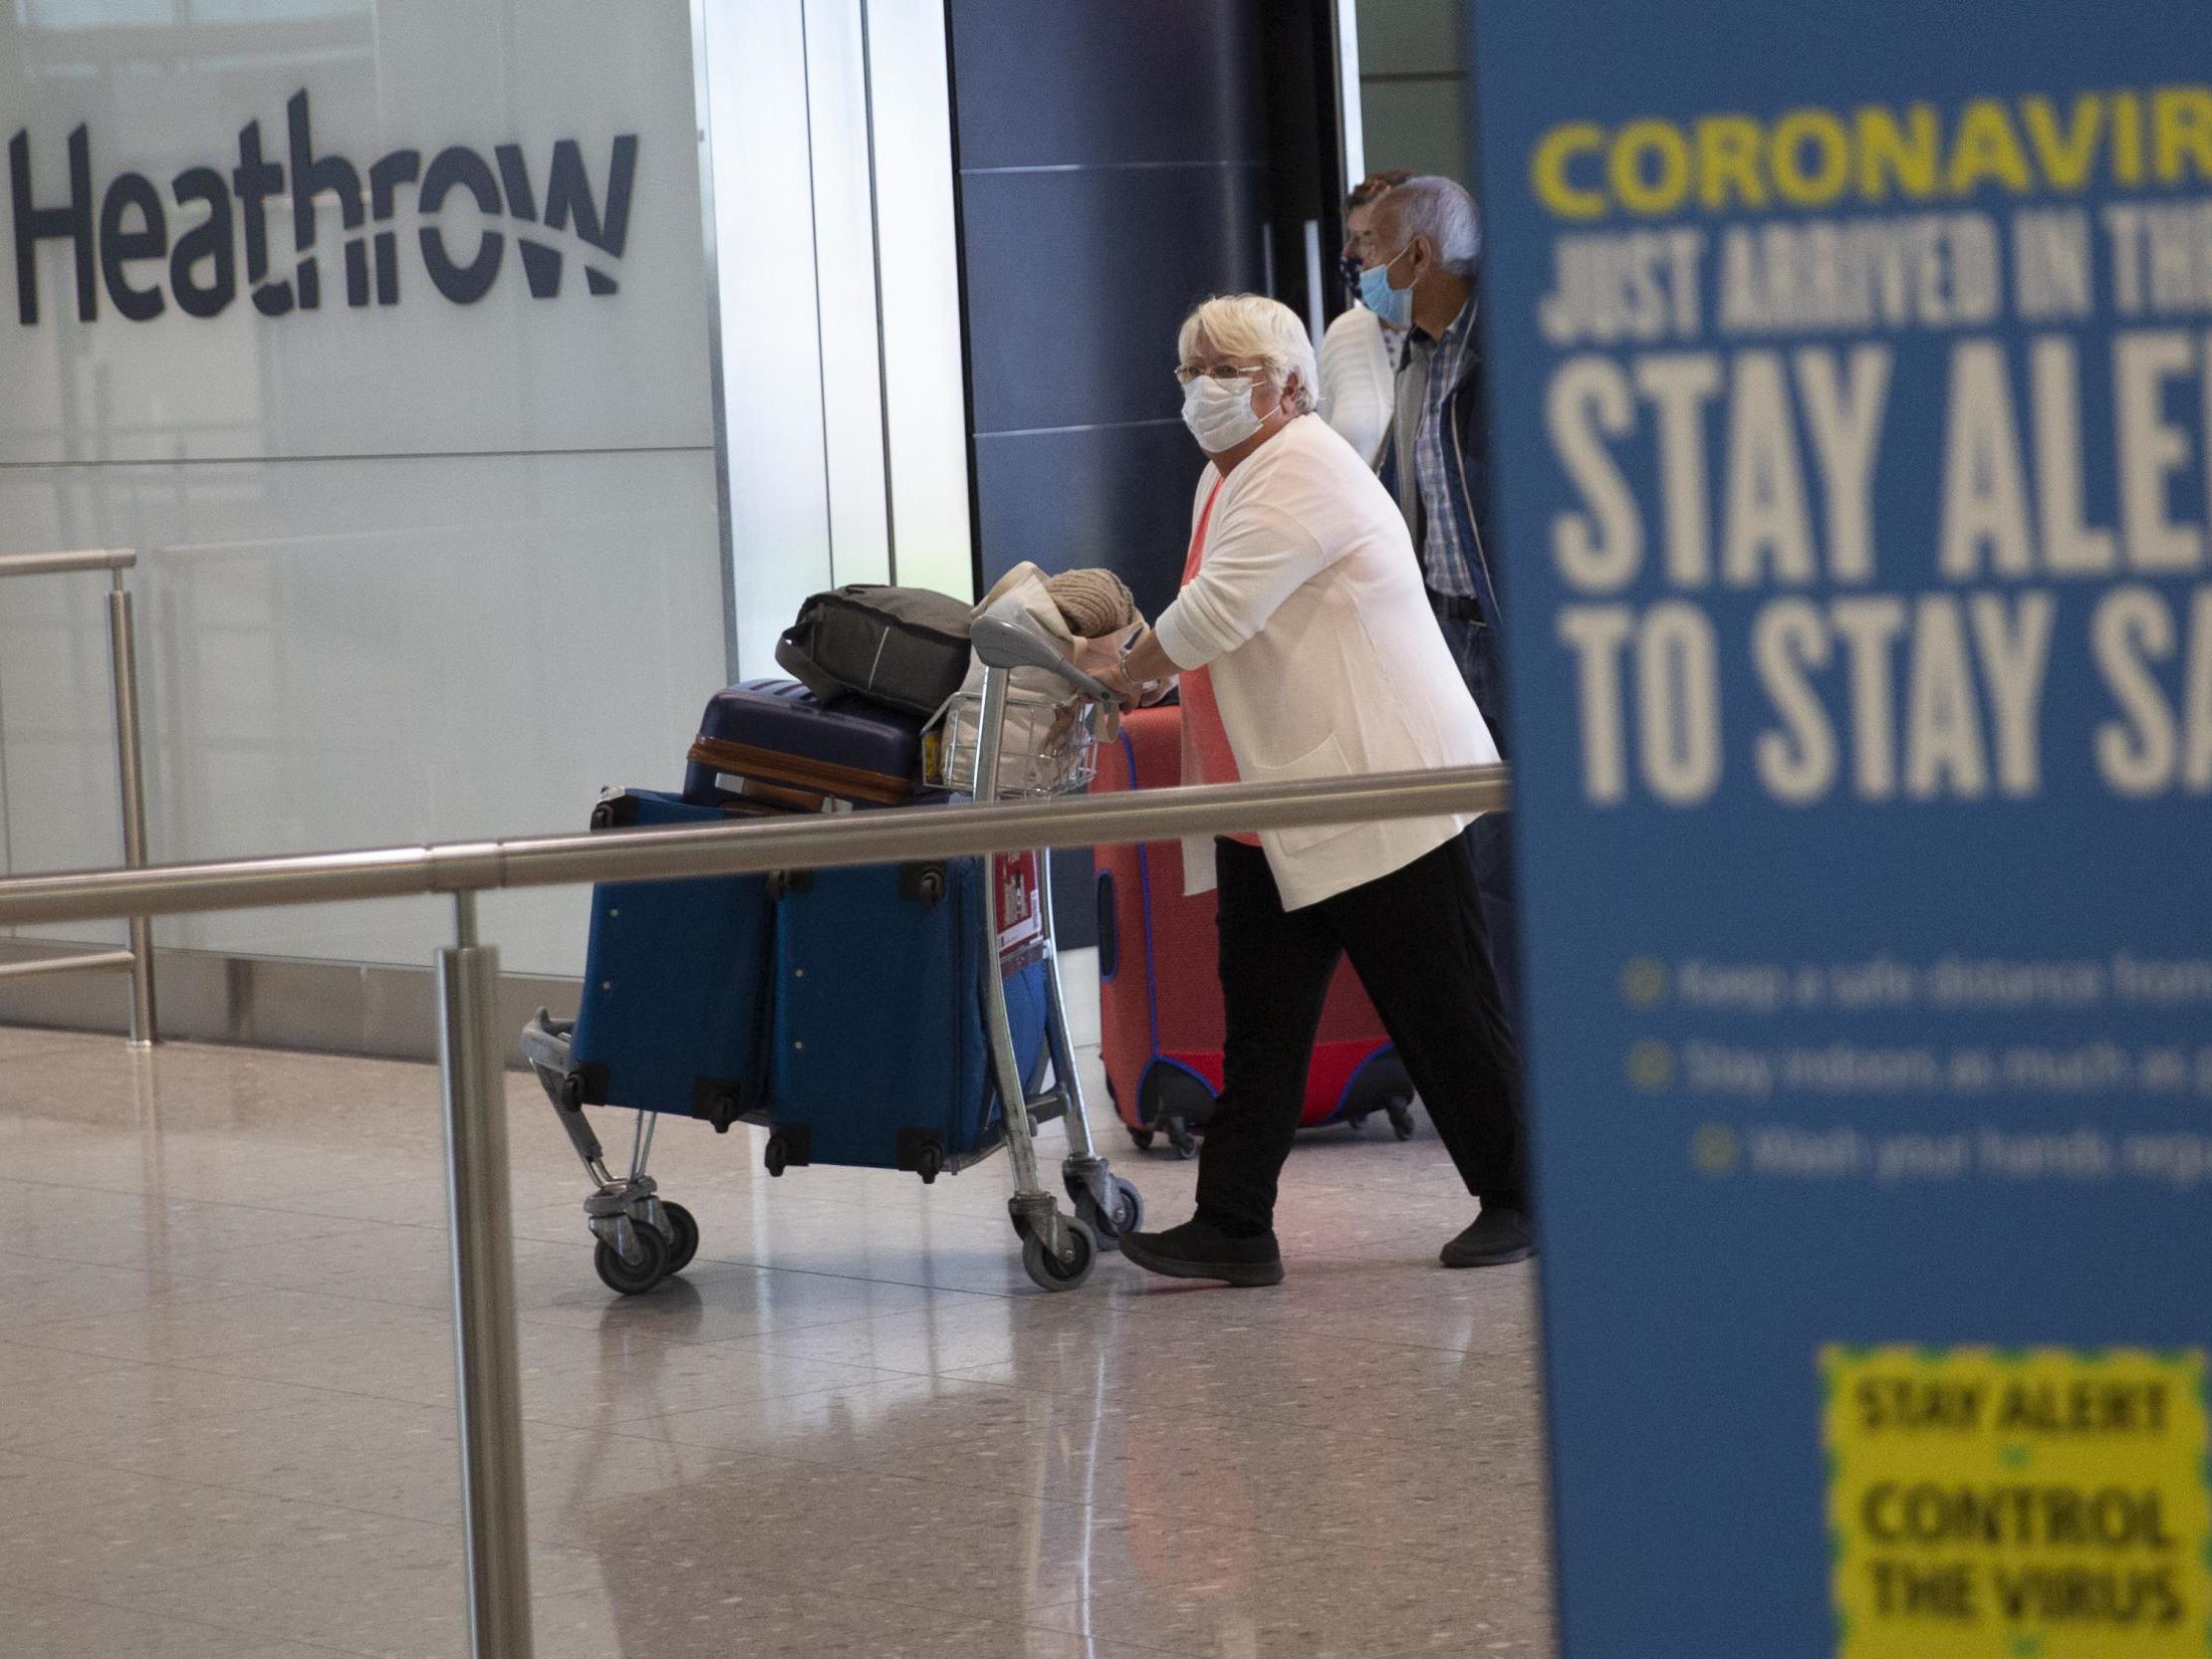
[1367,174,1521,1028]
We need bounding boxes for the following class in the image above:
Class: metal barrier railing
[0,762,1507,1659]
[0,548,157,1045]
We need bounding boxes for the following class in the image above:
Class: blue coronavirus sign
[1465,6,2212,1654]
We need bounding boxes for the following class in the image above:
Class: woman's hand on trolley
[1098,625,1174,710]
[1095,663,1148,711]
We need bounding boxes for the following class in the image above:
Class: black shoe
[1440,1207,1534,1269]
[1120,1217,1285,1288]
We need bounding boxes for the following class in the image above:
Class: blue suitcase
[684,678,931,811]
[566,791,776,1127]
[560,684,954,1130]
[762,856,1050,1180]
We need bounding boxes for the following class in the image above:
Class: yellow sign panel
[1824,1345,2212,1658]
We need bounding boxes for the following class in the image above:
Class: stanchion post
[437,892,534,1659]
[106,568,157,1046]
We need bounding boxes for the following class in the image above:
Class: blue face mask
[1358,243,1413,329]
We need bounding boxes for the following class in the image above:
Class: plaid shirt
[1413,296,1482,600]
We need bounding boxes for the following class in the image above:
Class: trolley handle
[969,614,1116,703]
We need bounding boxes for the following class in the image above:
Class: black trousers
[1194,831,1529,1235]
[1433,603,1523,1032]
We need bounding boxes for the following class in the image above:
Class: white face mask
[1181,372,1266,452]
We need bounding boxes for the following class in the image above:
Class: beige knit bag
[1042,568,1137,639]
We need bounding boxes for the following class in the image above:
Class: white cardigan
[1151,415,1500,911]
[1317,306,1397,469]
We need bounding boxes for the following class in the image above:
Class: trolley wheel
[1388,1099,1417,1141]
[1022,1215,1099,1292]
[1126,1126,1155,1153]
[1102,1176,1144,1237]
[915,1145,943,1185]
[1347,1110,1369,1133]
[1068,1172,1143,1244]
[658,1201,700,1275]
[1164,1117,1199,1160]
[594,1225,669,1297]
[764,1134,791,1177]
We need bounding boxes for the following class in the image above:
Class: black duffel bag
[773,585,974,717]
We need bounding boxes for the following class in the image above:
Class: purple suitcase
[683,679,932,811]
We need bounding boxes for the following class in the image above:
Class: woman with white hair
[1099,294,1530,1286]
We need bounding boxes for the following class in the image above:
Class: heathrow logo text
[7,90,639,324]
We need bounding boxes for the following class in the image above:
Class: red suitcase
[1092,703,1414,1157]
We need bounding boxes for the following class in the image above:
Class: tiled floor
[0,1025,1554,1658]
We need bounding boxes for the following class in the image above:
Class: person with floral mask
[1094,295,1530,1286]
[1317,168,1413,468]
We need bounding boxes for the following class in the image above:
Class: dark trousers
[1434,604,1523,1031]
[1195,832,1529,1235]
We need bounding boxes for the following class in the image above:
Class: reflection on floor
[0,1026,1553,1659]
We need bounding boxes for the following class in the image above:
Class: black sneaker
[1120,1217,1285,1288]
[1440,1207,1534,1269]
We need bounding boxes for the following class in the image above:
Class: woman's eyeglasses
[1173,362,1265,385]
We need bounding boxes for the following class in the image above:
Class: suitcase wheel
[1164,1116,1199,1160]
[1388,1099,1417,1141]
[764,1134,792,1177]
[1107,1079,1151,1151]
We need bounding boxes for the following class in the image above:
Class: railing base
[0,949,137,982]
[0,942,578,1067]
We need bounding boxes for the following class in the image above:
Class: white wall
[697,0,973,677]
[1353,0,1470,183]
[0,0,974,989]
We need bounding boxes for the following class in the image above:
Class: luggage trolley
[522,613,1143,1294]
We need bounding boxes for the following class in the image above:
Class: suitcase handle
[1096,871,1117,981]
